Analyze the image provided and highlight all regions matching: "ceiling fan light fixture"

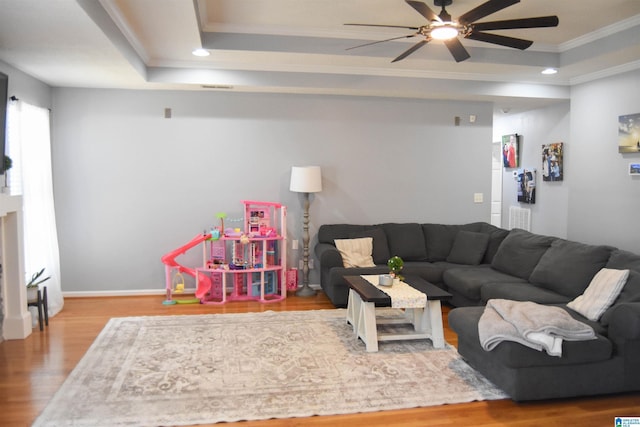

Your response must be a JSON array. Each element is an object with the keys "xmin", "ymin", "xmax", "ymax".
[
  {"xmin": 192, "ymin": 48, "xmax": 210, "ymax": 57},
  {"xmin": 430, "ymin": 24, "xmax": 458, "ymax": 40}
]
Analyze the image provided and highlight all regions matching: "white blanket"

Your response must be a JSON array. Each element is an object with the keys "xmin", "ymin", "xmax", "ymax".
[{"xmin": 478, "ymin": 299, "xmax": 596, "ymax": 357}]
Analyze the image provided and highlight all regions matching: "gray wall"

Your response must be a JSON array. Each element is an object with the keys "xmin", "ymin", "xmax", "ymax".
[
  {"xmin": 494, "ymin": 69, "xmax": 640, "ymax": 253},
  {"xmin": 494, "ymin": 102, "xmax": 571, "ymax": 238},
  {"xmin": 6, "ymin": 61, "xmax": 639, "ymax": 294},
  {"xmin": 51, "ymin": 89, "xmax": 493, "ymax": 292},
  {"xmin": 568, "ymin": 70, "xmax": 640, "ymax": 250}
]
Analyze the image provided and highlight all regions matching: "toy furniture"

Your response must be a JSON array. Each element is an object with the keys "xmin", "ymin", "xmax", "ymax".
[{"xmin": 197, "ymin": 201, "xmax": 287, "ymax": 304}]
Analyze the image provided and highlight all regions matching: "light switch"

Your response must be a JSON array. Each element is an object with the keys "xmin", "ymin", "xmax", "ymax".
[{"xmin": 474, "ymin": 193, "xmax": 483, "ymax": 203}]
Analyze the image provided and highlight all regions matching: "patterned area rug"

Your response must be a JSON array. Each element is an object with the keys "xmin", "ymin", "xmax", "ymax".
[{"xmin": 33, "ymin": 309, "xmax": 507, "ymax": 426}]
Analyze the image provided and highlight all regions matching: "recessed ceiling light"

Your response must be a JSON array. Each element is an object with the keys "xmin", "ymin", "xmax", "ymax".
[
  {"xmin": 192, "ymin": 48, "xmax": 210, "ymax": 57},
  {"xmin": 541, "ymin": 68, "xmax": 558, "ymax": 75}
]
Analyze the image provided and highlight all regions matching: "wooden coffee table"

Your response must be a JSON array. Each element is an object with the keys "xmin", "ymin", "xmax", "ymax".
[{"xmin": 344, "ymin": 275, "xmax": 452, "ymax": 352}]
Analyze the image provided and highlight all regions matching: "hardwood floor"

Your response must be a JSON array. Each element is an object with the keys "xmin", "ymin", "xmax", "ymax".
[{"xmin": 1, "ymin": 292, "xmax": 638, "ymax": 426}]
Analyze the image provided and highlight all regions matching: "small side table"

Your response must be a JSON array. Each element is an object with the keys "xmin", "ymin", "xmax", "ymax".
[{"xmin": 27, "ymin": 286, "xmax": 49, "ymax": 331}]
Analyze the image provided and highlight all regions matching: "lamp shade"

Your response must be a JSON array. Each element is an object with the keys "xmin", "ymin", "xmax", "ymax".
[{"xmin": 290, "ymin": 166, "xmax": 322, "ymax": 193}]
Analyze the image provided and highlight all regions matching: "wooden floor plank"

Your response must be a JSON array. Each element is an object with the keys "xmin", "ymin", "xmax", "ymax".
[{"xmin": 1, "ymin": 292, "xmax": 638, "ymax": 426}]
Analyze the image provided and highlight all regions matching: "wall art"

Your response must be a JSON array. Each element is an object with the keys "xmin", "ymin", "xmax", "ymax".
[
  {"xmin": 542, "ymin": 142, "xmax": 563, "ymax": 181},
  {"xmin": 618, "ymin": 113, "xmax": 640, "ymax": 153},
  {"xmin": 516, "ymin": 168, "xmax": 536, "ymax": 204},
  {"xmin": 630, "ymin": 163, "xmax": 640, "ymax": 176},
  {"xmin": 502, "ymin": 134, "xmax": 519, "ymax": 169}
]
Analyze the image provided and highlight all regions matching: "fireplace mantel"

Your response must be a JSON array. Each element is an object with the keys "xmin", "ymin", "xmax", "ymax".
[{"xmin": 1, "ymin": 192, "xmax": 31, "ymax": 340}]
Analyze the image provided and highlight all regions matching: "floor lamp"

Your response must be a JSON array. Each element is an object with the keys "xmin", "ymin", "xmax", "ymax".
[{"xmin": 290, "ymin": 166, "xmax": 322, "ymax": 297}]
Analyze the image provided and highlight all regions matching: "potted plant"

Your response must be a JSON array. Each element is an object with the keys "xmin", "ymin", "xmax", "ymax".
[
  {"xmin": 387, "ymin": 256, "xmax": 404, "ymax": 282},
  {"xmin": 26, "ymin": 268, "xmax": 51, "ymax": 300}
]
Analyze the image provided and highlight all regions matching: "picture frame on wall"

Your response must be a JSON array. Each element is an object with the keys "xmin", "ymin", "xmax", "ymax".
[
  {"xmin": 502, "ymin": 134, "xmax": 519, "ymax": 169},
  {"xmin": 630, "ymin": 163, "xmax": 640, "ymax": 176},
  {"xmin": 516, "ymin": 168, "xmax": 536, "ymax": 204},
  {"xmin": 618, "ymin": 113, "xmax": 640, "ymax": 153},
  {"xmin": 542, "ymin": 142, "xmax": 563, "ymax": 181}
]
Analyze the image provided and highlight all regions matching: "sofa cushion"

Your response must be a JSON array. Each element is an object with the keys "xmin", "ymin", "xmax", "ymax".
[
  {"xmin": 464, "ymin": 222, "xmax": 510, "ymax": 264},
  {"xmin": 348, "ymin": 227, "xmax": 390, "ymax": 265},
  {"xmin": 601, "ymin": 270, "xmax": 640, "ymax": 325},
  {"xmin": 483, "ymin": 228, "xmax": 510, "ymax": 264},
  {"xmin": 444, "ymin": 267, "xmax": 527, "ymax": 301},
  {"xmin": 422, "ymin": 224, "xmax": 461, "ymax": 261},
  {"xmin": 401, "ymin": 261, "xmax": 448, "ymax": 285},
  {"xmin": 382, "ymin": 223, "xmax": 427, "ymax": 261},
  {"xmin": 318, "ymin": 224, "xmax": 374, "ymax": 244},
  {"xmin": 334, "ymin": 238, "xmax": 376, "ymax": 268},
  {"xmin": 449, "ymin": 306, "xmax": 612, "ymax": 368},
  {"xmin": 491, "ymin": 229, "xmax": 556, "ymax": 280},
  {"xmin": 529, "ymin": 239, "xmax": 613, "ymax": 298},
  {"xmin": 606, "ymin": 249, "xmax": 640, "ymax": 272},
  {"xmin": 481, "ymin": 282, "xmax": 572, "ymax": 305},
  {"xmin": 446, "ymin": 230, "xmax": 490, "ymax": 265},
  {"xmin": 567, "ymin": 268, "xmax": 630, "ymax": 321}
]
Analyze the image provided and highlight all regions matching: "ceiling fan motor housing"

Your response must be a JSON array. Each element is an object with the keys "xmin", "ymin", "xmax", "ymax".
[{"xmin": 434, "ymin": 0, "xmax": 453, "ymax": 6}]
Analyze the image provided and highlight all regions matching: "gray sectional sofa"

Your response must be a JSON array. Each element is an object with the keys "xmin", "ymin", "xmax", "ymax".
[{"xmin": 315, "ymin": 222, "xmax": 640, "ymax": 401}]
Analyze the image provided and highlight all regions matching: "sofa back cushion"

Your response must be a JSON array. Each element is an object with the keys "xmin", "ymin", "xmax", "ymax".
[
  {"xmin": 381, "ymin": 223, "xmax": 427, "ymax": 261},
  {"xmin": 347, "ymin": 228, "xmax": 390, "ymax": 265},
  {"xmin": 334, "ymin": 237, "xmax": 376, "ymax": 268},
  {"xmin": 446, "ymin": 230, "xmax": 490, "ymax": 265},
  {"xmin": 317, "ymin": 224, "xmax": 390, "ymax": 265},
  {"xmin": 606, "ymin": 249, "xmax": 640, "ymax": 271},
  {"xmin": 491, "ymin": 229, "xmax": 555, "ymax": 280},
  {"xmin": 600, "ymin": 249, "xmax": 640, "ymax": 325},
  {"xmin": 600, "ymin": 270, "xmax": 640, "ymax": 324},
  {"xmin": 482, "ymin": 224, "xmax": 509, "ymax": 264},
  {"xmin": 422, "ymin": 224, "xmax": 461, "ymax": 261},
  {"xmin": 529, "ymin": 239, "xmax": 613, "ymax": 298}
]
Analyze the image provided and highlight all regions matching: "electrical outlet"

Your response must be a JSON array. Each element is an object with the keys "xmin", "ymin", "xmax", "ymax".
[
  {"xmin": 292, "ymin": 239, "xmax": 299, "ymax": 250},
  {"xmin": 309, "ymin": 259, "xmax": 314, "ymax": 269}
]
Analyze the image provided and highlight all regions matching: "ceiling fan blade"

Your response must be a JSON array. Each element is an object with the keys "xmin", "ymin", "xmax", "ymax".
[
  {"xmin": 345, "ymin": 23, "xmax": 420, "ymax": 30},
  {"xmin": 392, "ymin": 39, "xmax": 429, "ymax": 62},
  {"xmin": 458, "ymin": 0, "xmax": 519, "ymax": 25},
  {"xmin": 346, "ymin": 34, "xmax": 418, "ymax": 51},
  {"xmin": 466, "ymin": 31, "xmax": 533, "ymax": 50},
  {"xmin": 444, "ymin": 38, "xmax": 471, "ymax": 62},
  {"xmin": 405, "ymin": 0, "xmax": 441, "ymax": 22},
  {"xmin": 471, "ymin": 16, "xmax": 559, "ymax": 31}
]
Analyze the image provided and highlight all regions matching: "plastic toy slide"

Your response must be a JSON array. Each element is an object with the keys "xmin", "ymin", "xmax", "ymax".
[{"xmin": 161, "ymin": 233, "xmax": 212, "ymax": 300}]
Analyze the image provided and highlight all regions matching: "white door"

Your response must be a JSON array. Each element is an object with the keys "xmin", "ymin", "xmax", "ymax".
[{"xmin": 490, "ymin": 142, "xmax": 503, "ymax": 227}]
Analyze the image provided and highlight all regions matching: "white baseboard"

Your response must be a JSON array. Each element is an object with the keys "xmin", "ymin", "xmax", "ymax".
[{"xmin": 62, "ymin": 284, "xmax": 321, "ymax": 298}]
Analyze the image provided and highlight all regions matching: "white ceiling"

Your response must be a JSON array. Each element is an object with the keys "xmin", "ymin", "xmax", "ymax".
[{"xmin": 0, "ymin": 0, "xmax": 639, "ymax": 112}]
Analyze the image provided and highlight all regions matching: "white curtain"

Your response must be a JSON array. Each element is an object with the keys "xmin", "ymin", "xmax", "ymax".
[{"xmin": 6, "ymin": 100, "xmax": 63, "ymax": 316}]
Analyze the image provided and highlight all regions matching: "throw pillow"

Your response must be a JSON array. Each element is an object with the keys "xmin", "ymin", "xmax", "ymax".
[
  {"xmin": 446, "ymin": 230, "xmax": 490, "ymax": 265},
  {"xmin": 567, "ymin": 268, "xmax": 630, "ymax": 321},
  {"xmin": 334, "ymin": 237, "xmax": 376, "ymax": 268}
]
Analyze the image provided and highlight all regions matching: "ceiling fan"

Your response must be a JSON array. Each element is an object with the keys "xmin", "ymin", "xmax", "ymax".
[{"xmin": 345, "ymin": 0, "xmax": 559, "ymax": 63}]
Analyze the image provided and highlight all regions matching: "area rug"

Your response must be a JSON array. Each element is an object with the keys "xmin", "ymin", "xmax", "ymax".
[{"xmin": 33, "ymin": 309, "xmax": 507, "ymax": 426}]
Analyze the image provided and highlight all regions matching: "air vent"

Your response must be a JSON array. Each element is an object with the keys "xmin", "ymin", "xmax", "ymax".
[{"xmin": 508, "ymin": 206, "xmax": 531, "ymax": 231}]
